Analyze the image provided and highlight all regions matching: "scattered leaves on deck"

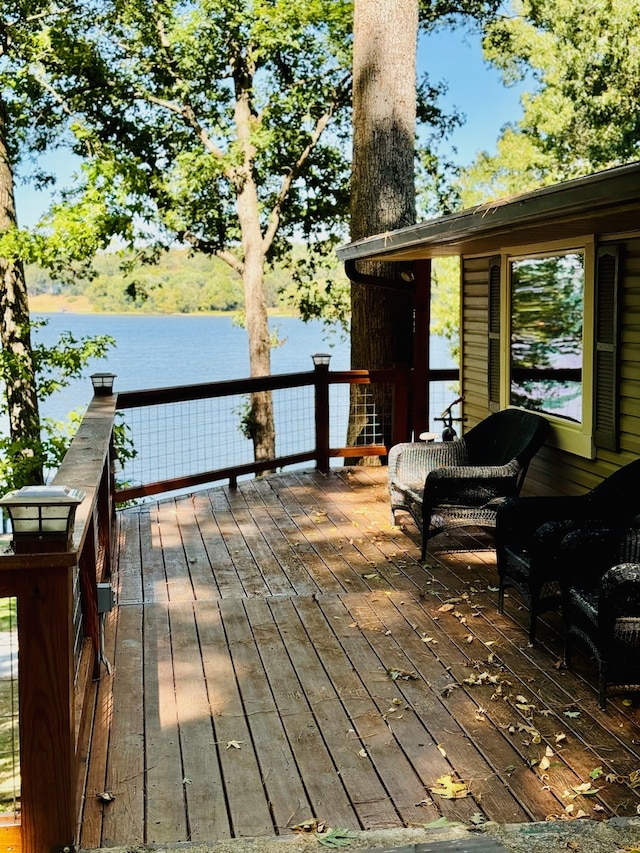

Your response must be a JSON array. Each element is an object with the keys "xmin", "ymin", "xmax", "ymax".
[
  {"xmin": 429, "ymin": 774, "xmax": 470, "ymax": 799},
  {"xmin": 386, "ymin": 668, "xmax": 419, "ymax": 681},
  {"xmin": 96, "ymin": 791, "xmax": 115, "ymax": 803}
]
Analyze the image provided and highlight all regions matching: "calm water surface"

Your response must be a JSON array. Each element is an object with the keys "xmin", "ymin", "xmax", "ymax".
[
  {"xmin": 33, "ymin": 313, "xmax": 455, "ymax": 423},
  {"xmin": 33, "ymin": 314, "xmax": 352, "ymax": 422}
]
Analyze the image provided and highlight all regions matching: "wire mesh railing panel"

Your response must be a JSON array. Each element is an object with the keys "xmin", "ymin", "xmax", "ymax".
[
  {"xmin": 0, "ymin": 598, "xmax": 19, "ymax": 819},
  {"xmin": 329, "ymin": 384, "xmax": 350, "ymax": 448},
  {"xmin": 120, "ymin": 395, "xmax": 253, "ymax": 488},
  {"xmin": 119, "ymin": 385, "xmax": 316, "ymax": 490},
  {"xmin": 117, "ymin": 371, "xmax": 460, "ymax": 497},
  {"xmin": 429, "ymin": 380, "xmax": 463, "ymax": 435},
  {"xmin": 328, "ymin": 383, "xmax": 394, "ymax": 448},
  {"xmin": 273, "ymin": 386, "xmax": 315, "ymax": 458}
]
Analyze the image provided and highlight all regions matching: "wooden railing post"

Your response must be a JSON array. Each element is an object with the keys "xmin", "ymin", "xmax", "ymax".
[
  {"xmin": 313, "ymin": 359, "xmax": 330, "ymax": 472},
  {"xmin": 392, "ymin": 367, "xmax": 411, "ymax": 446},
  {"xmin": 16, "ymin": 555, "xmax": 77, "ymax": 853}
]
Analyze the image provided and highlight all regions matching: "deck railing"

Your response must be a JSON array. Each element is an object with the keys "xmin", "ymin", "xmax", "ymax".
[
  {"xmin": 0, "ymin": 394, "xmax": 117, "ymax": 853},
  {"xmin": 0, "ymin": 364, "xmax": 458, "ymax": 852},
  {"xmin": 115, "ymin": 364, "xmax": 459, "ymax": 502}
]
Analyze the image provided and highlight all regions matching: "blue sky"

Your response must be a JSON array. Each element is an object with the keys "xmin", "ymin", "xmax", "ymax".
[
  {"xmin": 418, "ymin": 24, "xmax": 524, "ymax": 163},
  {"xmin": 14, "ymin": 25, "xmax": 525, "ymax": 229}
]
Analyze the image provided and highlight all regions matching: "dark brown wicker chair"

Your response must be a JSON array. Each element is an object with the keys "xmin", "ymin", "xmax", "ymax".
[
  {"xmin": 559, "ymin": 525, "xmax": 640, "ymax": 709},
  {"xmin": 388, "ymin": 409, "xmax": 549, "ymax": 559},
  {"xmin": 495, "ymin": 458, "xmax": 640, "ymax": 644}
]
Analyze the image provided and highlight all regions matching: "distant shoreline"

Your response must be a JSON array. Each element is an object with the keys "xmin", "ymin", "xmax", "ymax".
[
  {"xmin": 29, "ymin": 293, "xmax": 95, "ymax": 313},
  {"xmin": 27, "ymin": 293, "xmax": 298, "ymax": 318}
]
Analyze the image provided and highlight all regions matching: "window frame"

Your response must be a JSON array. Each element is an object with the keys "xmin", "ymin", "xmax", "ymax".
[{"xmin": 499, "ymin": 237, "xmax": 596, "ymax": 458}]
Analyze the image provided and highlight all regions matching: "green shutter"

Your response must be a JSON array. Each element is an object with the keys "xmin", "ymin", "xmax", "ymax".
[
  {"xmin": 488, "ymin": 256, "xmax": 501, "ymax": 411},
  {"xmin": 594, "ymin": 245, "xmax": 621, "ymax": 451}
]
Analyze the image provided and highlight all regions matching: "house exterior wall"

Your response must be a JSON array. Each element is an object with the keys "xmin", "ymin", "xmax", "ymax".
[{"xmin": 460, "ymin": 236, "xmax": 640, "ymax": 498}]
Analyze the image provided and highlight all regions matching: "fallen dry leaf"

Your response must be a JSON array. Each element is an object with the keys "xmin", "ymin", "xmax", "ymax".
[
  {"xmin": 571, "ymin": 782, "xmax": 600, "ymax": 796},
  {"xmin": 96, "ymin": 791, "xmax": 115, "ymax": 804},
  {"xmin": 429, "ymin": 774, "xmax": 469, "ymax": 799}
]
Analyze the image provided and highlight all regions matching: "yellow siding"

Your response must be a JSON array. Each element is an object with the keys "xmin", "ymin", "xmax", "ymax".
[{"xmin": 459, "ymin": 237, "xmax": 640, "ymax": 498}]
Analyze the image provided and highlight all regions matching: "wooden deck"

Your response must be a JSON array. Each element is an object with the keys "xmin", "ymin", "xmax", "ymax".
[{"xmin": 77, "ymin": 468, "xmax": 640, "ymax": 848}]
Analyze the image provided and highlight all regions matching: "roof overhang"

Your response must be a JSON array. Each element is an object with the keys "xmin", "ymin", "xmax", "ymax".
[{"xmin": 337, "ymin": 161, "xmax": 640, "ymax": 262}]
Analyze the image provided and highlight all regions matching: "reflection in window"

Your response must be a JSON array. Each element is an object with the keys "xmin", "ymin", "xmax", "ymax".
[{"xmin": 510, "ymin": 252, "xmax": 584, "ymax": 422}]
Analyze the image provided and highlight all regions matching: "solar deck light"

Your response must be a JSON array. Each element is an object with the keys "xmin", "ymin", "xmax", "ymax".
[
  {"xmin": 90, "ymin": 372, "xmax": 116, "ymax": 395},
  {"xmin": 0, "ymin": 485, "xmax": 86, "ymax": 554},
  {"xmin": 311, "ymin": 353, "xmax": 331, "ymax": 367}
]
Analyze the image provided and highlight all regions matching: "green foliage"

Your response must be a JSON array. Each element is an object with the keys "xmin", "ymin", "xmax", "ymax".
[
  {"xmin": 461, "ymin": 0, "xmax": 640, "ymax": 203},
  {"xmin": 235, "ymin": 396, "xmax": 260, "ymax": 442},
  {"xmin": 0, "ymin": 320, "xmax": 115, "ymax": 493},
  {"xmin": 431, "ymin": 257, "xmax": 461, "ymax": 359}
]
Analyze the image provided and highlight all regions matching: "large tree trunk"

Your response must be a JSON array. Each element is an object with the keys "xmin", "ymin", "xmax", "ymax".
[
  {"xmin": 349, "ymin": 0, "xmax": 418, "ymax": 457},
  {"xmin": 234, "ymin": 60, "xmax": 276, "ymax": 465},
  {"xmin": 0, "ymin": 97, "xmax": 44, "ymax": 487}
]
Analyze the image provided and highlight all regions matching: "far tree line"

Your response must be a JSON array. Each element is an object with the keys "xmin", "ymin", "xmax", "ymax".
[{"xmin": 25, "ymin": 248, "xmax": 351, "ymax": 318}]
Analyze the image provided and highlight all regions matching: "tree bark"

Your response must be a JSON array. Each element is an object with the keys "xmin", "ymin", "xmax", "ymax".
[
  {"xmin": 0, "ymin": 97, "xmax": 44, "ymax": 487},
  {"xmin": 349, "ymin": 0, "xmax": 418, "ymax": 456},
  {"xmin": 234, "ymin": 65, "xmax": 276, "ymax": 463}
]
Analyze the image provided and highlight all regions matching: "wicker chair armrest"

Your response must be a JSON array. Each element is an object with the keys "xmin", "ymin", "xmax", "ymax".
[
  {"xmin": 599, "ymin": 563, "xmax": 640, "ymax": 631},
  {"xmin": 424, "ymin": 459, "xmax": 521, "ymax": 507},
  {"xmin": 388, "ymin": 440, "xmax": 467, "ymax": 485}
]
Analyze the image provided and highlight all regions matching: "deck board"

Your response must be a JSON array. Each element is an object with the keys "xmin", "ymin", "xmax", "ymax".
[{"xmin": 78, "ymin": 468, "xmax": 640, "ymax": 848}]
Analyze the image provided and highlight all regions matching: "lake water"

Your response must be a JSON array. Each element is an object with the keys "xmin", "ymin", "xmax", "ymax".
[
  {"xmin": 33, "ymin": 313, "xmax": 456, "ymax": 423},
  {"xmin": 30, "ymin": 313, "xmax": 458, "ymax": 491}
]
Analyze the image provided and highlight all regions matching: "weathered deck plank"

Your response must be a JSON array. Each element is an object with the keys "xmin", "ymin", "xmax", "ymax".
[{"xmin": 79, "ymin": 468, "xmax": 640, "ymax": 848}]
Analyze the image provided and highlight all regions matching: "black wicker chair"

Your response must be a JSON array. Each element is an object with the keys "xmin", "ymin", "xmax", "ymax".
[
  {"xmin": 495, "ymin": 458, "xmax": 640, "ymax": 644},
  {"xmin": 559, "ymin": 525, "xmax": 640, "ymax": 709},
  {"xmin": 388, "ymin": 409, "xmax": 549, "ymax": 559}
]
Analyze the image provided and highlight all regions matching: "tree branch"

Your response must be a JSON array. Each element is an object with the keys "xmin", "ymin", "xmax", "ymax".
[
  {"xmin": 145, "ymin": 3, "xmax": 235, "ymax": 179},
  {"xmin": 262, "ymin": 73, "xmax": 351, "ymax": 253},
  {"xmin": 180, "ymin": 230, "xmax": 243, "ymax": 275}
]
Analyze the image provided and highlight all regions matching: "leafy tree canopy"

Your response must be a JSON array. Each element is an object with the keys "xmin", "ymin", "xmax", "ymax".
[{"xmin": 459, "ymin": 0, "xmax": 640, "ymax": 203}]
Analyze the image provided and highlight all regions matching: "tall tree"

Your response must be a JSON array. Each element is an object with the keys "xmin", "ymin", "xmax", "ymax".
[
  {"xmin": 348, "ymin": 0, "xmax": 502, "ymax": 452},
  {"xmin": 349, "ymin": 0, "xmax": 418, "ymax": 453},
  {"xmin": 21, "ymin": 0, "xmax": 354, "ymax": 464},
  {"xmin": 0, "ymin": 97, "xmax": 42, "ymax": 486},
  {"xmin": 0, "ymin": 2, "xmax": 115, "ymax": 489}
]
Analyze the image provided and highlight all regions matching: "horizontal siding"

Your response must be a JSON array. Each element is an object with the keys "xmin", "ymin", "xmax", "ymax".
[
  {"xmin": 459, "ymin": 237, "xmax": 640, "ymax": 499},
  {"xmin": 619, "ymin": 237, "xmax": 640, "ymax": 460}
]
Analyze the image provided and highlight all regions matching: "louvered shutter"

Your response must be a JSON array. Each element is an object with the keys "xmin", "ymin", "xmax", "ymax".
[
  {"xmin": 594, "ymin": 245, "xmax": 621, "ymax": 451},
  {"xmin": 488, "ymin": 256, "xmax": 501, "ymax": 411}
]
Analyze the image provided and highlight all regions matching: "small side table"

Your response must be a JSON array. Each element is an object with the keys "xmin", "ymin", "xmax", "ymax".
[{"xmin": 419, "ymin": 432, "xmax": 440, "ymax": 443}]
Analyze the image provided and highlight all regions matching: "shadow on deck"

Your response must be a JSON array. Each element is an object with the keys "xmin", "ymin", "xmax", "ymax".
[{"xmin": 77, "ymin": 468, "xmax": 640, "ymax": 848}]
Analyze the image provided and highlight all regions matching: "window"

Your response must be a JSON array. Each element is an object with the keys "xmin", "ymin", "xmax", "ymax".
[
  {"xmin": 487, "ymin": 240, "xmax": 621, "ymax": 458},
  {"xmin": 510, "ymin": 251, "xmax": 584, "ymax": 423}
]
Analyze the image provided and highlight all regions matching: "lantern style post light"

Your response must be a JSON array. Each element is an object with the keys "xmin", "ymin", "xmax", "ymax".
[
  {"xmin": 311, "ymin": 352, "xmax": 331, "ymax": 367},
  {"xmin": 90, "ymin": 372, "xmax": 116, "ymax": 396},
  {"xmin": 0, "ymin": 485, "xmax": 86, "ymax": 554}
]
